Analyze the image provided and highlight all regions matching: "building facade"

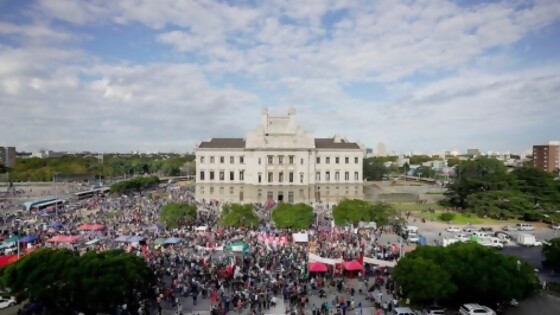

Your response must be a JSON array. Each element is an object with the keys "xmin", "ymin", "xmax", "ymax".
[
  {"xmin": 195, "ymin": 108, "xmax": 364, "ymax": 204},
  {"xmin": 533, "ymin": 143, "xmax": 560, "ymax": 173},
  {"xmin": 0, "ymin": 146, "xmax": 16, "ymax": 168}
]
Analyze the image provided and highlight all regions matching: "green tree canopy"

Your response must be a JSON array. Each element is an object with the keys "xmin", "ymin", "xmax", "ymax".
[
  {"xmin": 272, "ymin": 203, "xmax": 314, "ymax": 229},
  {"xmin": 394, "ymin": 243, "xmax": 540, "ymax": 307},
  {"xmin": 220, "ymin": 203, "xmax": 259, "ymax": 228},
  {"xmin": 413, "ymin": 165, "xmax": 436, "ymax": 178},
  {"xmin": 363, "ymin": 158, "xmax": 388, "ymax": 181},
  {"xmin": 332, "ymin": 199, "xmax": 398, "ymax": 227},
  {"xmin": 444, "ymin": 157, "xmax": 515, "ymax": 209},
  {"xmin": 110, "ymin": 175, "xmax": 160, "ymax": 193},
  {"xmin": 160, "ymin": 202, "xmax": 197, "ymax": 228},
  {"xmin": 466, "ymin": 190, "xmax": 534, "ymax": 219},
  {"xmin": 542, "ymin": 237, "xmax": 560, "ymax": 273},
  {"xmin": 512, "ymin": 167, "xmax": 560, "ymax": 208},
  {"xmin": 1, "ymin": 248, "xmax": 154, "ymax": 314},
  {"xmin": 409, "ymin": 155, "xmax": 434, "ymax": 165}
]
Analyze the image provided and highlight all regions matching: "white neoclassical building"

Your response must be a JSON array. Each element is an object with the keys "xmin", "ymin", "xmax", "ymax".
[{"xmin": 195, "ymin": 108, "xmax": 364, "ymax": 204}]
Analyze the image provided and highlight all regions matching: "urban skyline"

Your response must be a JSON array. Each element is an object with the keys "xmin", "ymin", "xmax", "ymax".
[{"xmin": 1, "ymin": 1, "xmax": 559, "ymax": 153}]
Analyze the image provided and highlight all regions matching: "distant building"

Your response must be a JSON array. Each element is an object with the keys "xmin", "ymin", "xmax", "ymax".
[
  {"xmin": 376, "ymin": 142, "xmax": 387, "ymax": 157},
  {"xmin": 195, "ymin": 108, "xmax": 364, "ymax": 204},
  {"xmin": 533, "ymin": 143, "xmax": 560, "ymax": 173},
  {"xmin": 467, "ymin": 149, "xmax": 480, "ymax": 157},
  {"xmin": 32, "ymin": 150, "xmax": 67, "ymax": 158},
  {"xmin": 0, "ymin": 146, "xmax": 16, "ymax": 168}
]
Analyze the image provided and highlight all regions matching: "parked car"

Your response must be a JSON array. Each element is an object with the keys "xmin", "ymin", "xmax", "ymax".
[
  {"xmin": 0, "ymin": 296, "xmax": 16, "ymax": 309},
  {"xmin": 502, "ymin": 225, "xmax": 517, "ymax": 231},
  {"xmin": 516, "ymin": 223, "xmax": 535, "ymax": 231},
  {"xmin": 459, "ymin": 304, "xmax": 496, "ymax": 315},
  {"xmin": 551, "ymin": 223, "xmax": 560, "ymax": 230},
  {"xmin": 394, "ymin": 307, "xmax": 418, "ymax": 315},
  {"xmin": 455, "ymin": 234, "xmax": 470, "ymax": 242},
  {"xmin": 423, "ymin": 306, "xmax": 445, "ymax": 315},
  {"xmin": 446, "ymin": 226, "xmax": 461, "ymax": 233},
  {"xmin": 463, "ymin": 226, "xmax": 478, "ymax": 233},
  {"xmin": 479, "ymin": 227, "xmax": 493, "ymax": 232}
]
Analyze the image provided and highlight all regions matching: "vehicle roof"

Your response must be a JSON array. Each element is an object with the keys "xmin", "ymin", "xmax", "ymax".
[
  {"xmin": 395, "ymin": 307, "xmax": 414, "ymax": 312},
  {"xmin": 462, "ymin": 303, "xmax": 483, "ymax": 309}
]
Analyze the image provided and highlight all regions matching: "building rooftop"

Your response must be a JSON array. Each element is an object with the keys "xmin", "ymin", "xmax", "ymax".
[
  {"xmin": 198, "ymin": 137, "xmax": 361, "ymax": 150},
  {"xmin": 198, "ymin": 138, "xmax": 246, "ymax": 149},
  {"xmin": 314, "ymin": 138, "xmax": 361, "ymax": 149}
]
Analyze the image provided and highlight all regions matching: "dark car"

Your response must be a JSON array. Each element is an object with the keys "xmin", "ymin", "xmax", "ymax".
[{"xmin": 480, "ymin": 227, "xmax": 494, "ymax": 232}]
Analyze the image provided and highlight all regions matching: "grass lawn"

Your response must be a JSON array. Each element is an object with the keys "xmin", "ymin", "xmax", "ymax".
[
  {"xmin": 388, "ymin": 202, "xmax": 446, "ymax": 212},
  {"xmin": 418, "ymin": 211, "xmax": 521, "ymax": 225}
]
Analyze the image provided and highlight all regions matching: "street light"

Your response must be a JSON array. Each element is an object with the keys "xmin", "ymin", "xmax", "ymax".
[
  {"xmin": 517, "ymin": 260, "xmax": 521, "ymax": 272},
  {"xmin": 53, "ymin": 172, "xmax": 60, "ymax": 217}
]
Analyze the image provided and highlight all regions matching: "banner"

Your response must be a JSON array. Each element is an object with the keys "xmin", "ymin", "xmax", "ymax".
[
  {"xmin": 308, "ymin": 253, "xmax": 343, "ymax": 265},
  {"xmin": 362, "ymin": 257, "xmax": 397, "ymax": 267},
  {"xmin": 308, "ymin": 253, "xmax": 397, "ymax": 267},
  {"xmin": 292, "ymin": 232, "xmax": 308, "ymax": 243}
]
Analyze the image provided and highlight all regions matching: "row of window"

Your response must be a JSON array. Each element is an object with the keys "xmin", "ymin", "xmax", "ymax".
[
  {"xmin": 200, "ymin": 156, "xmax": 245, "ymax": 164},
  {"xmin": 316, "ymin": 156, "xmax": 359, "ymax": 164},
  {"xmin": 199, "ymin": 170, "xmax": 361, "ymax": 183},
  {"xmin": 199, "ymin": 170, "xmax": 245, "ymax": 181},
  {"xmin": 198, "ymin": 187, "xmax": 360, "ymax": 199},
  {"xmin": 315, "ymin": 171, "xmax": 360, "ymax": 181},
  {"xmin": 199, "ymin": 155, "xmax": 360, "ymax": 165}
]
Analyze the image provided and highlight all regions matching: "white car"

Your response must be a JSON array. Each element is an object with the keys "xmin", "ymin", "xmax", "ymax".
[
  {"xmin": 551, "ymin": 223, "xmax": 560, "ymax": 230},
  {"xmin": 0, "ymin": 296, "xmax": 16, "ymax": 309},
  {"xmin": 455, "ymin": 234, "xmax": 470, "ymax": 242},
  {"xmin": 423, "ymin": 306, "xmax": 446, "ymax": 315},
  {"xmin": 459, "ymin": 304, "xmax": 496, "ymax": 315},
  {"xmin": 446, "ymin": 226, "xmax": 461, "ymax": 233}
]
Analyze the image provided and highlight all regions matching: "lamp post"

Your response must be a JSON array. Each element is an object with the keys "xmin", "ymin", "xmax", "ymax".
[
  {"xmin": 53, "ymin": 172, "xmax": 60, "ymax": 217},
  {"xmin": 517, "ymin": 260, "xmax": 521, "ymax": 272}
]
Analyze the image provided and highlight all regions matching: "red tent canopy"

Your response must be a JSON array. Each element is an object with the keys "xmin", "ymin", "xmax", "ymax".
[
  {"xmin": 0, "ymin": 255, "xmax": 19, "ymax": 268},
  {"xmin": 309, "ymin": 262, "xmax": 328, "ymax": 272},
  {"xmin": 77, "ymin": 224, "xmax": 106, "ymax": 231},
  {"xmin": 47, "ymin": 235, "xmax": 81, "ymax": 243},
  {"xmin": 343, "ymin": 260, "xmax": 364, "ymax": 271}
]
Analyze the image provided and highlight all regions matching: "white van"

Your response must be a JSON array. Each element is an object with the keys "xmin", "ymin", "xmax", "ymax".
[
  {"xmin": 516, "ymin": 223, "xmax": 535, "ymax": 231},
  {"xmin": 472, "ymin": 231, "xmax": 490, "ymax": 238},
  {"xmin": 394, "ymin": 307, "xmax": 417, "ymax": 315}
]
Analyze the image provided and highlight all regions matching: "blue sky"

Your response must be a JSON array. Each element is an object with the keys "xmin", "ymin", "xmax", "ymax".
[{"xmin": 1, "ymin": 0, "xmax": 560, "ymax": 154}]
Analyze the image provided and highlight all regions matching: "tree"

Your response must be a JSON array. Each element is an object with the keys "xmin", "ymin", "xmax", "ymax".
[
  {"xmin": 542, "ymin": 238, "xmax": 560, "ymax": 273},
  {"xmin": 160, "ymin": 202, "xmax": 197, "ymax": 228},
  {"xmin": 446, "ymin": 157, "xmax": 461, "ymax": 167},
  {"xmin": 409, "ymin": 155, "xmax": 433, "ymax": 165},
  {"xmin": 466, "ymin": 191, "xmax": 534, "ymax": 219},
  {"xmin": 394, "ymin": 256, "xmax": 457, "ymax": 305},
  {"xmin": 110, "ymin": 176, "xmax": 160, "ymax": 193},
  {"xmin": 363, "ymin": 158, "xmax": 388, "ymax": 181},
  {"xmin": 1, "ymin": 248, "xmax": 154, "ymax": 315},
  {"xmin": 394, "ymin": 243, "xmax": 540, "ymax": 308},
  {"xmin": 272, "ymin": 203, "xmax": 314, "ymax": 229},
  {"xmin": 512, "ymin": 167, "xmax": 560, "ymax": 208},
  {"xmin": 332, "ymin": 199, "xmax": 398, "ymax": 227},
  {"xmin": 444, "ymin": 157, "xmax": 514, "ymax": 209},
  {"xmin": 220, "ymin": 203, "xmax": 259, "ymax": 228},
  {"xmin": 413, "ymin": 165, "xmax": 436, "ymax": 178}
]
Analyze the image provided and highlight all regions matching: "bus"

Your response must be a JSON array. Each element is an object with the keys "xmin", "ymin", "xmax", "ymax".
[
  {"xmin": 30, "ymin": 199, "xmax": 66, "ymax": 212},
  {"xmin": 23, "ymin": 197, "xmax": 58, "ymax": 211},
  {"xmin": 74, "ymin": 187, "xmax": 110, "ymax": 200}
]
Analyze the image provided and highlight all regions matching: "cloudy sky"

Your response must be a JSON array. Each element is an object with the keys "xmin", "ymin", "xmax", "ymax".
[{"xmin": 1, "ymin": 0, "xmax": 560, "ymax": 154}]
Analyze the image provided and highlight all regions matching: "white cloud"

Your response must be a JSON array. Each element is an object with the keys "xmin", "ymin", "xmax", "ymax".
[
  {"xmin": 1, "ymin": 0, "xmax": 559, "ymax": 152},
  {"xmin": 0, "ymin": 21, "xmax": 73, "ymax": 42}
]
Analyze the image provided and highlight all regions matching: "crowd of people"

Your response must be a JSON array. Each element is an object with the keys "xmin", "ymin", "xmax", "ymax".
[{"xmin": 2, "ymin": 184, "xmax": 407, "ymax": 315}]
